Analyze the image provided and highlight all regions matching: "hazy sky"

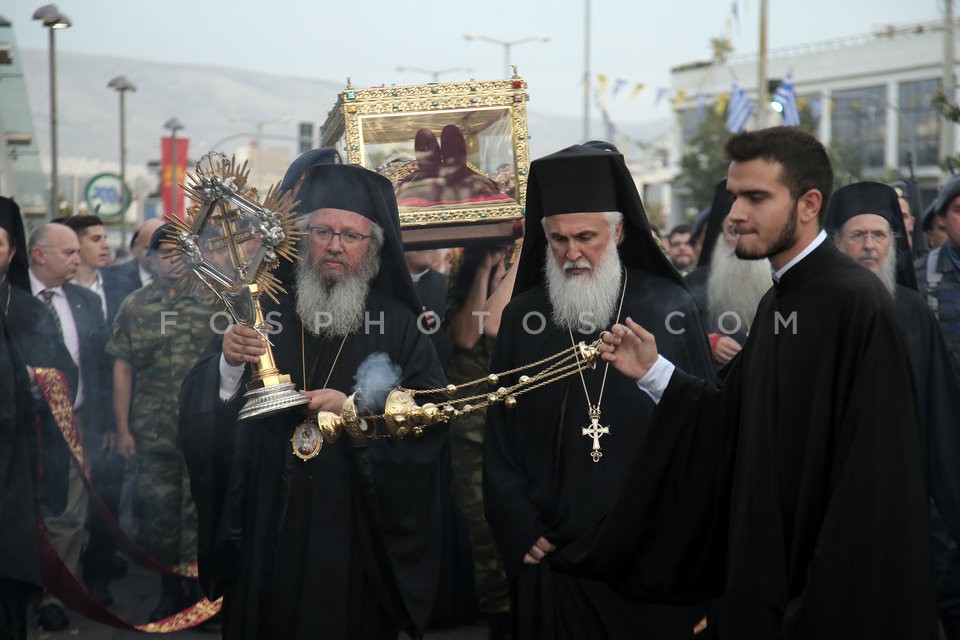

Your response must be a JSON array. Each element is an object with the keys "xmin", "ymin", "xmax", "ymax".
[{"xmin": 3, "ymin": 0, "xmax": 942, "ymax": 125}]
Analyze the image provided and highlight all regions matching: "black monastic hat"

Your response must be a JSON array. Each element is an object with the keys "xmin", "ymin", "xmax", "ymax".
[
  {"xmin": 279, "ymin": 147, "xmax": 342, "ymax": 201},
  {"xmin": 824, "ymin": 181, "xmax": 917, "ymax": 291},
  {"xmin": 0, "ymin": 197, "xmax": 29, "ymax": 291},
  {"xmin": 513, "ymin": 144, "xmax": 683, "ymax": 297},
  {"xmin": 296, "ymin": 163, "xmax": 421, "ymax": 316},
  {"xmin": 695, "ymin": 179, "xmax": 733, "ymax": 268}
]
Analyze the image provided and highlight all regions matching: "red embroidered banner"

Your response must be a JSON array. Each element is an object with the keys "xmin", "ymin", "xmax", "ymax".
[
  {"xmin": 160, "ymin": 136, "xmax": 190, "ymax": 218},
  {"xmin": 34, "ymin": 367, "xmax": 221, "ymax": 632}
]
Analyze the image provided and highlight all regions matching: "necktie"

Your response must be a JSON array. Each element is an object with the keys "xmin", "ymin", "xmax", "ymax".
[{"xmin": 40, "ymin": 289, "xmax": 64, "ymax": 338}]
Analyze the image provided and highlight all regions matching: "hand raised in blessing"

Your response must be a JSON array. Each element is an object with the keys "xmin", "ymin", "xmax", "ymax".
[{"xmin": 599, "ymin": 317, "xmax": 659, "ymax": 381}]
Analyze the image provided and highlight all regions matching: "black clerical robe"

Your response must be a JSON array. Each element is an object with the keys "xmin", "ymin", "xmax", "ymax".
[
  {"xmin": 557, "ymin": 242, "xmax": 937, "ymax": 638},
  {"xmin": 1, "ymin": 282, "xmax": 78, "ymax": 515},
  {"xmin": 179, "ymin": 293, "xmax": 448, "ymax": 639},
  {"xmin": 895, "ymin": 286, "xmax": 960, "ymax": 544},
  {"xmin": 0, "ymin": 294, "xmax": 42, "ymax": 627},
  {"xmin": 483, "ymin": 267, "xmax": 715, "ymax": 639}
]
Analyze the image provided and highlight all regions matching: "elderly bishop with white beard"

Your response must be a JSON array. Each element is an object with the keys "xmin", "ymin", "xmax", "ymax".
[{"xmin": 483, "ymin": 144, "xmax": 715, "ymax": 639}]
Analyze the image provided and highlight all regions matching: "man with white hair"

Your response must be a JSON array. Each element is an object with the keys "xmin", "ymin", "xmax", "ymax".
[
  {"xmin": 179, "ymin": 163, "xmax": 449, "ymax": 639},
  {"xmin": 826, "ymin": 181, "xmax": 960, "ymax": 639},
  {"xmin": 483, "ymin": 144, "xmax": 714, "ymax": 638}
]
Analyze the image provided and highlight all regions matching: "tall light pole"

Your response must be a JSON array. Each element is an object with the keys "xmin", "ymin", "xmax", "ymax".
[
  {"xmin": 228, "ymin": 115, "xmax": 290, "ymax": 183},
  {"xmin": 584, "ymin": 0, "xmax": 591, "ymax": 140},
  {"xmin": 463, "ymin": 33, "xmax": 550, "ymax": 79},
  {"xmin": 755, "ymin": 0, "xmax": 769, "ymax": 130},
  {"xmin": 32, "ymin": 4, "xmax": 71, "ymax": 221},
  {"xmin": 943, "ymin": 0, "xmax": 956, "ymax": 161},
  {"xmin": 108, "ymin": 75, "xmax": 135, "ymax": 247},
  {"xmin": 396, "ymin": 65, "xmax": 475, "ymax": 83},
  {"xmin": 163, "ymin": 117, "xmax": 183, "ymax": 217}
]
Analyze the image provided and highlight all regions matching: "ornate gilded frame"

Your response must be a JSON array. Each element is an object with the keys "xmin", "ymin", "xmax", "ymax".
[{"xmin": 320, "ymin": 75, "xmax": 530, "ymax": 235}]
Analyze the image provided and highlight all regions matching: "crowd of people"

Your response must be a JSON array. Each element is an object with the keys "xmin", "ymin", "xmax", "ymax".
[{"xmin": 0, "ymin": 124, "xmax": 958, "ymax": 640}]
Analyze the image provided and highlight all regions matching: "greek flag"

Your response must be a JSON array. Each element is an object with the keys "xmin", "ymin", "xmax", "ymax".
[
  {"xmin": 726, "ymin": 79, "xmax": 754, "ymax": 133},
  {"xmin": 773, "ymin": 74, "xmax": 801, "ymax": 126}
]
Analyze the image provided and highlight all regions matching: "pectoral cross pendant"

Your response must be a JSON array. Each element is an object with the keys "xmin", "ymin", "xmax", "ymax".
[{"xmin": 581, "ymin": 406, "xmax": 609, "ymax": 463}]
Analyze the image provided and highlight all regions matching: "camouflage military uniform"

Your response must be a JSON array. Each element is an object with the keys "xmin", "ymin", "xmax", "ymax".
[
  {"xmin": 446, "ymin": 335, "xmax": 510, "ymax": 615},
  {"xmin": 106, "ymin": 283, "xmax": 216, "ymax": 567}
]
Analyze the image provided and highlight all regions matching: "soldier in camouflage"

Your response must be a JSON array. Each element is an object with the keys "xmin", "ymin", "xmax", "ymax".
[
  {"xmin": 445, "ymin": 245, "xmax": 511, "ymax": 640},
  {"xmin": 106, "ymin": 224, "xmax": 216, "ymax": 622}
]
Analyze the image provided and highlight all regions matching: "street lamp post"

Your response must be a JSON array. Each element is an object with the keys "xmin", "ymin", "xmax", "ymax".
[
  {"xmin": 396, "ymin": 65, "xmax": 475, "ymax": 83},
  {"xmin": 227, "ymin": 115, "xmax": 291, "ymax": 184},
  {"xmin": 108, "ymin": 75, "xmax": 135, "ymax": 247},
  {"xmin": 463, "ymin": 33, "xmax": 550, "ymax": 79},
  {"xmin": 163, "ymin": 117, "xmax": 184, "ymax": 217},
  {"xmin": 32, "ymin": 4, "xmax": 71, "ymax": 221}
]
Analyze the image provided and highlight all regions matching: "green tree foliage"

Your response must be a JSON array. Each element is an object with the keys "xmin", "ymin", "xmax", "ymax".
[
  {"xmin": 676, "ymin": 108, "xmax": 731, "ymax": 212},
  {"xmin": 677, "ymin": 99, "xmax": 861, "ymax": 210}
]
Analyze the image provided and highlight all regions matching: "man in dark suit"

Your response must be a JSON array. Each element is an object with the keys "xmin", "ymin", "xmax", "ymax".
[
  {"xmin": 103, "ymin": 218, "xmax": 164, "ymax": 300},
  {"xmin": 59, "ymin": 215, "xmax": 129, "ymax": 325},
  {"xmin": 1, "ymin": 197, "xmax": 76, "ymax": 640},
  {"xmin": 28, "ymin": 223, "xmax": 112, "ymax": 631},
  {"xmin": 57, "ymin": 215, "xmax": 129, "ymax": 604}
]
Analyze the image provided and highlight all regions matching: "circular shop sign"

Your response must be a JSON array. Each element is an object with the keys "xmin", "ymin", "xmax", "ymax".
[{"xmin": 84, "ymin": 173, "xmax": 132, "ymax": 219}]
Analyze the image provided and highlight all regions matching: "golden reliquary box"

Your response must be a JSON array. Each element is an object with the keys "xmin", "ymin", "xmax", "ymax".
[{"xmin": 319, "ymin": 74, "xmax": 530, "ymax": 249}]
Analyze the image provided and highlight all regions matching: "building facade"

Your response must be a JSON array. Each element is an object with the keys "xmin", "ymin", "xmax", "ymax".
[{"xmin": 658, "ymin": 19, "xmax": 957, "ymax": 225}]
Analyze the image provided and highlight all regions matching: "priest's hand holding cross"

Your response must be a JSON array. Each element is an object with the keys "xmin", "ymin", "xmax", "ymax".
[{"xmin": 599, "ymin": 317, "xmax": 660, "ymax": 381}]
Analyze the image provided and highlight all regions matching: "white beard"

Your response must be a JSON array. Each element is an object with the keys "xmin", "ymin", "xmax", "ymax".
[
  {"xmin": 295, "ymin": 251, "xmax": 380, "ymax": 338},
  {"xmin": 706, "ymin": 240, "xmax": 772, "ymax": 332},
  {"xmin": 876, "ymin": 245, "xmax": 897, "ymax": 297},
  {"xmin": 544, "ymin": 240, "xmax": 622, "ymax": 334}
]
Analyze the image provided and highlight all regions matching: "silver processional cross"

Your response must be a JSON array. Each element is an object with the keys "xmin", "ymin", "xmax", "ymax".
[{"xmin": 581, "ymin": 407, "xmax": 609, "ymax": 463}]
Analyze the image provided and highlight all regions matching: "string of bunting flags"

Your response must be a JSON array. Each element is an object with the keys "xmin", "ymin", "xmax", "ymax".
[{"xmin": 591, "ymin": 72, "xmax": 807, "ymax": 145}]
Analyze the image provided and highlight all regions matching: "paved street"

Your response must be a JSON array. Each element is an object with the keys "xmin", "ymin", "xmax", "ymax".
[{"xmin": 29, "ymin": 564, "xmax": 488, "ymax": 640}]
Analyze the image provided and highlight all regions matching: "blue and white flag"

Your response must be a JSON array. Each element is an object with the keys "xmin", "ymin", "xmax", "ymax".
[
  {"xmin": 773, "ymin": 74, "xmax": 801, "ymax": 126},
  {"xmin": 726, "ymin": 79, "xmax": 754, "ymax": 133},
  {"xmin": 654, "ymin": 87, "xmax": 669, "ymax": 106},
  {"xmin": 695, "ymin": 92, "xmax": 708, "ymax": 115}
]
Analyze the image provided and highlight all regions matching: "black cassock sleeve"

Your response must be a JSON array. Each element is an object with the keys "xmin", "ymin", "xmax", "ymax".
[
  {"xmin": 178, "ymin": 334, "xmax": 245, "ymax": 600},
  {"xmin": 481, "ymin": 302, "xmax": 549, "ymax": 580},
  {"xmin": 353, "ymin": 311, "xmax": 450, "ymax": 633},
  {"xmin": 554, "ymin": 361, "xmax": 740, "ymax": 604}
]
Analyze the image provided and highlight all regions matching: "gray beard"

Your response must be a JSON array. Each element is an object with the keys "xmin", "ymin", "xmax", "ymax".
[
  {"xmin": 707, "ymin": 240, "xmax": 772, "ymax": 331},
  {"xmin": 295, "ymin": 252, "xmax": 380, "ymax": 338},
  {"xmin": 544, "ymin": 240, "xmax": 622, "ymax": 333},
  {"xmin": 876, "ymin": 245, "xmax": 897, "ymax": 297}
]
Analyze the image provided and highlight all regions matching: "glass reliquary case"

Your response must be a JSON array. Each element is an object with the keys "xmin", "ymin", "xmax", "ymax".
[{"xmin": 320, "ymin": 74, "xmax": 530, "ymax": 248}]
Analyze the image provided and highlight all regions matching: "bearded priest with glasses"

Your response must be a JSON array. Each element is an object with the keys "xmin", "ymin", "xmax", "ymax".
[{"xmin": 179, "ymin": 163, "xmax": 449, "ymax": 639}]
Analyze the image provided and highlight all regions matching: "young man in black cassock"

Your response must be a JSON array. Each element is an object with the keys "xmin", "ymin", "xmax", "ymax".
[
  {"xmin": 556, "ymin": 128, "xmax": 937, "ymax": 638},
  {"xmin": 178, "ymin": 164, "xmax": 448, "ymax": 639},
  {"xmin": 483, "ymin": 144, "xmax": 715, "ymax": 639}
]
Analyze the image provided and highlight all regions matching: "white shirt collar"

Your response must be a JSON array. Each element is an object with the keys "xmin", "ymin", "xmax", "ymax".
[
  {"xmin": 29, "ymin": 268, "xmax": 64, "ymax": 297},
  {"xmin": 409, "ymin": 268, "xmax": 430, "ymax": 283},
  {"xmin": 138, "ymin": 261, "xmax": 153, "ymax": 287},
  {"xmin": 772, "ymin": 230, "xmax": 827, "ymax": 283},
  {"xmin": 89, "ymin": 270, "xmax": 104, "ymax": 292}
]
